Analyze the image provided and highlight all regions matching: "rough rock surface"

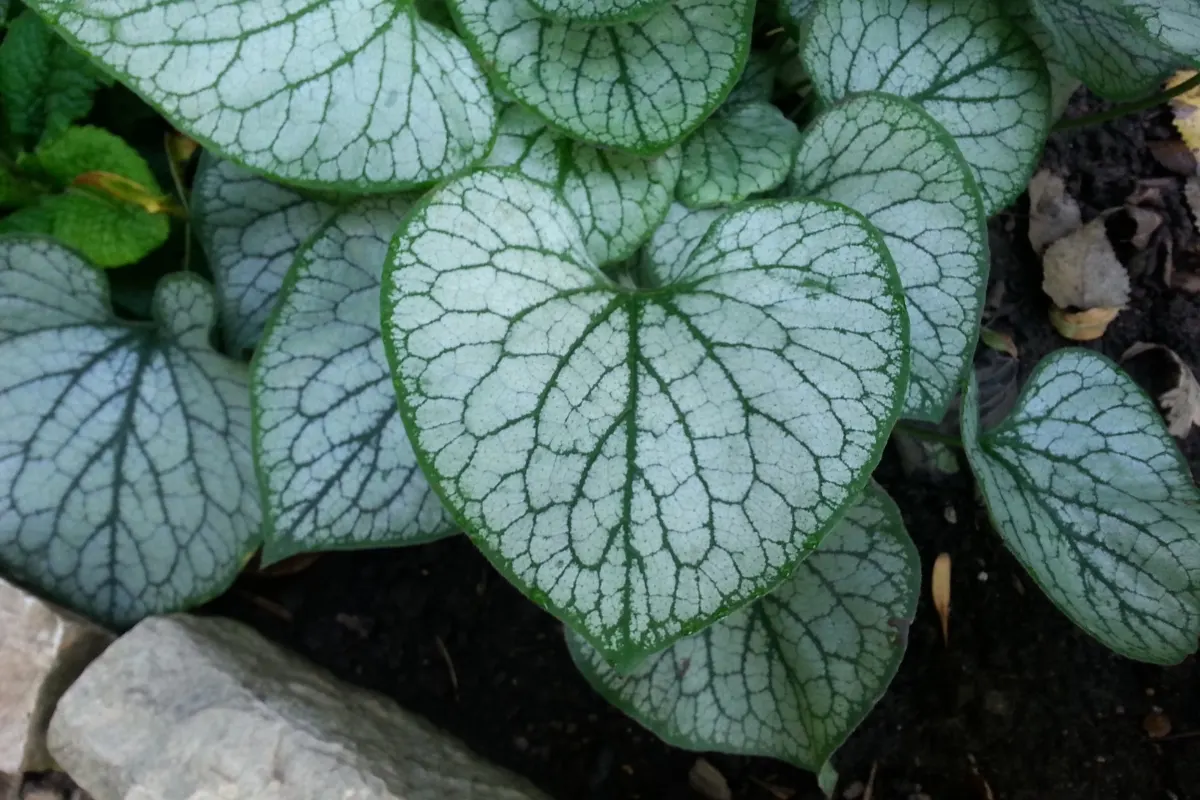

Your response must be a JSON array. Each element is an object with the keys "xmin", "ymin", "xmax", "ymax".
[
  {"xmin": 48, "ymin": 615, "xmax": 553, "ymax": 800},
  {"xmin": 0, "ymin": 578, "xmax": 112, "ymax": 777}
]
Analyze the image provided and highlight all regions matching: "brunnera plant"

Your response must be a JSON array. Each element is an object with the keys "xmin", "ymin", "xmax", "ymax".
[{"xmin": 1, "ymin": 0, "xmax": 1199, "ymax": 782}]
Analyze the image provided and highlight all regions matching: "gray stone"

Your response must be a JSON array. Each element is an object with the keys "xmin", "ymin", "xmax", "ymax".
[
  {"xmin": 48, "ymin": 615, "xmax": 552, "ymax": 800},
  {"xmin": 0, "ymin": 577, "xmax": 112, "ymax": 776}
]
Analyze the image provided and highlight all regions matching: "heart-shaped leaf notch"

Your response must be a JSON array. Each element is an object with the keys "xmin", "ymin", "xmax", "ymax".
[
  {"xmin": 383, "ymin": 169, "xmax": 910, "ymax": 665},
  {"xmin": 0, "ymin": 237, "xmax": 261, "ymax": 627},
  {"xmin": 568, "ymin": 482, "xmax": 919, "ymax": 771}
]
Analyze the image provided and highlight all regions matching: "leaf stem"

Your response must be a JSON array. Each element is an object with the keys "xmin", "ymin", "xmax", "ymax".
[
  {"xmin": 1052, "ymin": 72, "xmax": 1200, "ymax": 133},
  {"xmin": 892, "ymin": 422, "xmax": 963, "ymax": 449}
]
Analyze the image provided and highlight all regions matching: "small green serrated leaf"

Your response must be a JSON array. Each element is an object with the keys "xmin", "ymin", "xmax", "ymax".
[
  {"xmin": 678, "ymin": 102, "xmax": 801, "ymax": 209},
  {"xmin": 789, "ymin": 92, "xmax": 988, "ymax": 423},
  {"xmin": 191, "ymin": 156, "xmax": 339, "ymax": 357},
  {"xmin": 0, "ymin": 161, "xmax": 39, "ymax": 208},
  {"xmin": 803, "ymin": 0, "xmax": 1051, "ymax": 215},
  {"xmin": 963, "ymin": 348, "xmax": 1200, "ymax": 664},
  {"xmin": 1030, "ymin": 0, "xmax": 1176, "ymax": 101},
  {"xmin": 383, "ymin": 169, "xmax": 910, "ymax": 664},
  {"xmin": 0, "ymin": 237, "xmax": 261, "ymax": 627},
  {"xmin": 253, "ymin": 196, "xmax": 455, "ymax": 564},
  {"xmin": 486, "ymin": 105, "xmax": 680, "ymax": 266},
  {"xmin": 527, "ymin": 0, "xmax": 670, "ymax": 24},
  {"xmin": 567, "ymin": 483, "xmax": 920, "ymax": 772},
  {"xmin": 24, "ymin": 0, "xmax": 497, "ymax": 190},
  {"xmin": 0, "ymin": 126, "xmax": 170, "ymax": 267},
  {"xmin": 451, "ymin": 0, "xmax": 754, "ymax": 153},
  {"xmin": 0, "ymin": 11, "xmax": 112, "ymax": 145}
]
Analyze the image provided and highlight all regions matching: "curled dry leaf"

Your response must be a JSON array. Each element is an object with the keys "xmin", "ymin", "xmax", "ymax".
[
  {"xmin": 1042, "ymin": 218, "xmax": 1129, "ymax": 340},
  {"xmin": 689, "ymin": 759, "xmax": 732, "ymax": 800},
  {"xmin": 1168, "ymin": 70, "xmax": 1200, "ymax": 158},
  {"xmin": 932, "ymin": 552, "xmax": 951, "ymax": 645},
  {"xmin": 1109, "ymin": 182, "xmax": 1168, "ymax": 280},
  {"xmin": 1169, "ymin": 178, "xmax": 1200, "ymax": 292},
  {"xmin": 1148, "ymin": 139, "xmax": 1198, "ymax": 177},
  {"xmin": 1049, "ymin": 307, "xmax": 1122, "ymax": 341},
  {"xmin": 1043, "ymin": 219, "xmax": 1130, "ymax": 308},
  {"xmin": 979, "ymin": 327, "xmax": 1018, "ymax": 358},
  {"xmin": 1122, "ymin": 205, "xmax": 1163, "ymax": 250},
  {"xmin": 1121, "ymin": 342, "xmax": 1200, "ymax": 438},
  {"xmin": 1027, "ymin": 169, "xmax": 1081, "ymax": 255},
  {"xmin": 1185, "ymin": 177, "xmax": 1200, "ymax": 233}
]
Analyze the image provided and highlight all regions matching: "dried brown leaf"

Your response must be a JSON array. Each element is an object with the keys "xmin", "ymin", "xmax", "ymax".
[
  {"xmin": 1171, "ymin": 267, "xmax": 1200, "ymax": 293},
  {"xmin": 1049, "ymin": 306, "xmax": 1121, "ymax": 341},
  {"xmin": 1184, "ymin": 176, "xmax": 1200, "ymax": 234},
  {"xmin": 1121, "ymin": 342, "xmax": 1200, "ymax": 437},
  {"xmin": 979, "ymin": 327, "xmax": 1018, "ymax": 358},
  {"xmin": 689, "ymin": 759, "xmax": 732, "ymax": 800},
  {"xmin": 1123, "ymin": 205, "xmax": 1163, "ymax": 249},
  {"xmin": 932, "ymin": 553, "xmax": 951, "ymax": 645},
  {"xmin": 1149, "ymin": 139, "xmax": 1199, "ymax": 175},
  {"xmin": 1027, "ymin": 169, "xmax": 1082, "ymax": 254},
  {"xmin": 1168, "ymin": 70, "xmax": 1200, "ymax": 156},
  {"xmin": 1126, "ymin": 179, "xmax": 1171, "ymax": 208},
  {"xmin": 1042, "ymin": 217, "xmax": 1130, "ymax": 310}
]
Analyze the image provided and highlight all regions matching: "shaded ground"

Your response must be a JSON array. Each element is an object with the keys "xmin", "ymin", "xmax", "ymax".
[{"xmin": 210, "ymin": 95, "xmax": 1200, "ymax": 800}]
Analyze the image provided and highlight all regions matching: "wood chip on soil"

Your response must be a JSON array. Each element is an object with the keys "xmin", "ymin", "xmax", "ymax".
[
  {"xmin": 933, "ymin": 553, "xmax": 951, "ymax": 644},
  {"xmin": 688, "ymin": 758, "xmax": 731, "ymax": 800}
]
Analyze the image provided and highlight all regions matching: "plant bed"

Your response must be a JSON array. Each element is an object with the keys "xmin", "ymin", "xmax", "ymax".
[
  {"xmin": 4, "ymin": 0, "xmax": 1200, "ymax": 795},
  {"xmin": 205, "ymin": 102, "xmax": 1200, "ymax": 799}
]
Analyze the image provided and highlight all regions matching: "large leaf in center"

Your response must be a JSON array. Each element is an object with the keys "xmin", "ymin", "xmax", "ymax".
[
  {"xmin": 383, "ymin": 169, "xmax": 910, "ymax": 664},
  {"xmin": 25, "ymin": 0, "xmax": 497, "ymax": 190},
  {"xmin": 485, "ymin": 105, "xmax": 681, "ymax": 267}
]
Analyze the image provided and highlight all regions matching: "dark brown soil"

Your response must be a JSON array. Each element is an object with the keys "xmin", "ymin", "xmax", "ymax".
[{"xmin": 209, "ymin": 94, "xmax": 1200, "ymax": 800}]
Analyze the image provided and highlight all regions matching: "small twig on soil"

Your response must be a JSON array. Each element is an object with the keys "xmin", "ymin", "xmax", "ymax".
[
  {"xmin": 892, "ymin": 421, "xmax": 964, "ymax": 449},
  {"xmin": 435, "ymin": 635, "xmax": 460, "ymax": 701},
  {"xmin": 1158, "ymin": 730, "xmax": 1200, "ymax": 742},
  {"xmin": 863, "ymin": 762, "xmax": 878, "ymax": 800},
  {"xmin": 1053, "ymin": 71, "xmax": 1200, "ymax": 133},
  {"xmin": 748, "ymin": 776, "xmax": 795, "ymax": 799},
  {"xmin": 234, "ymin": 589, "xmax": 293, "ymax": 622}
]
